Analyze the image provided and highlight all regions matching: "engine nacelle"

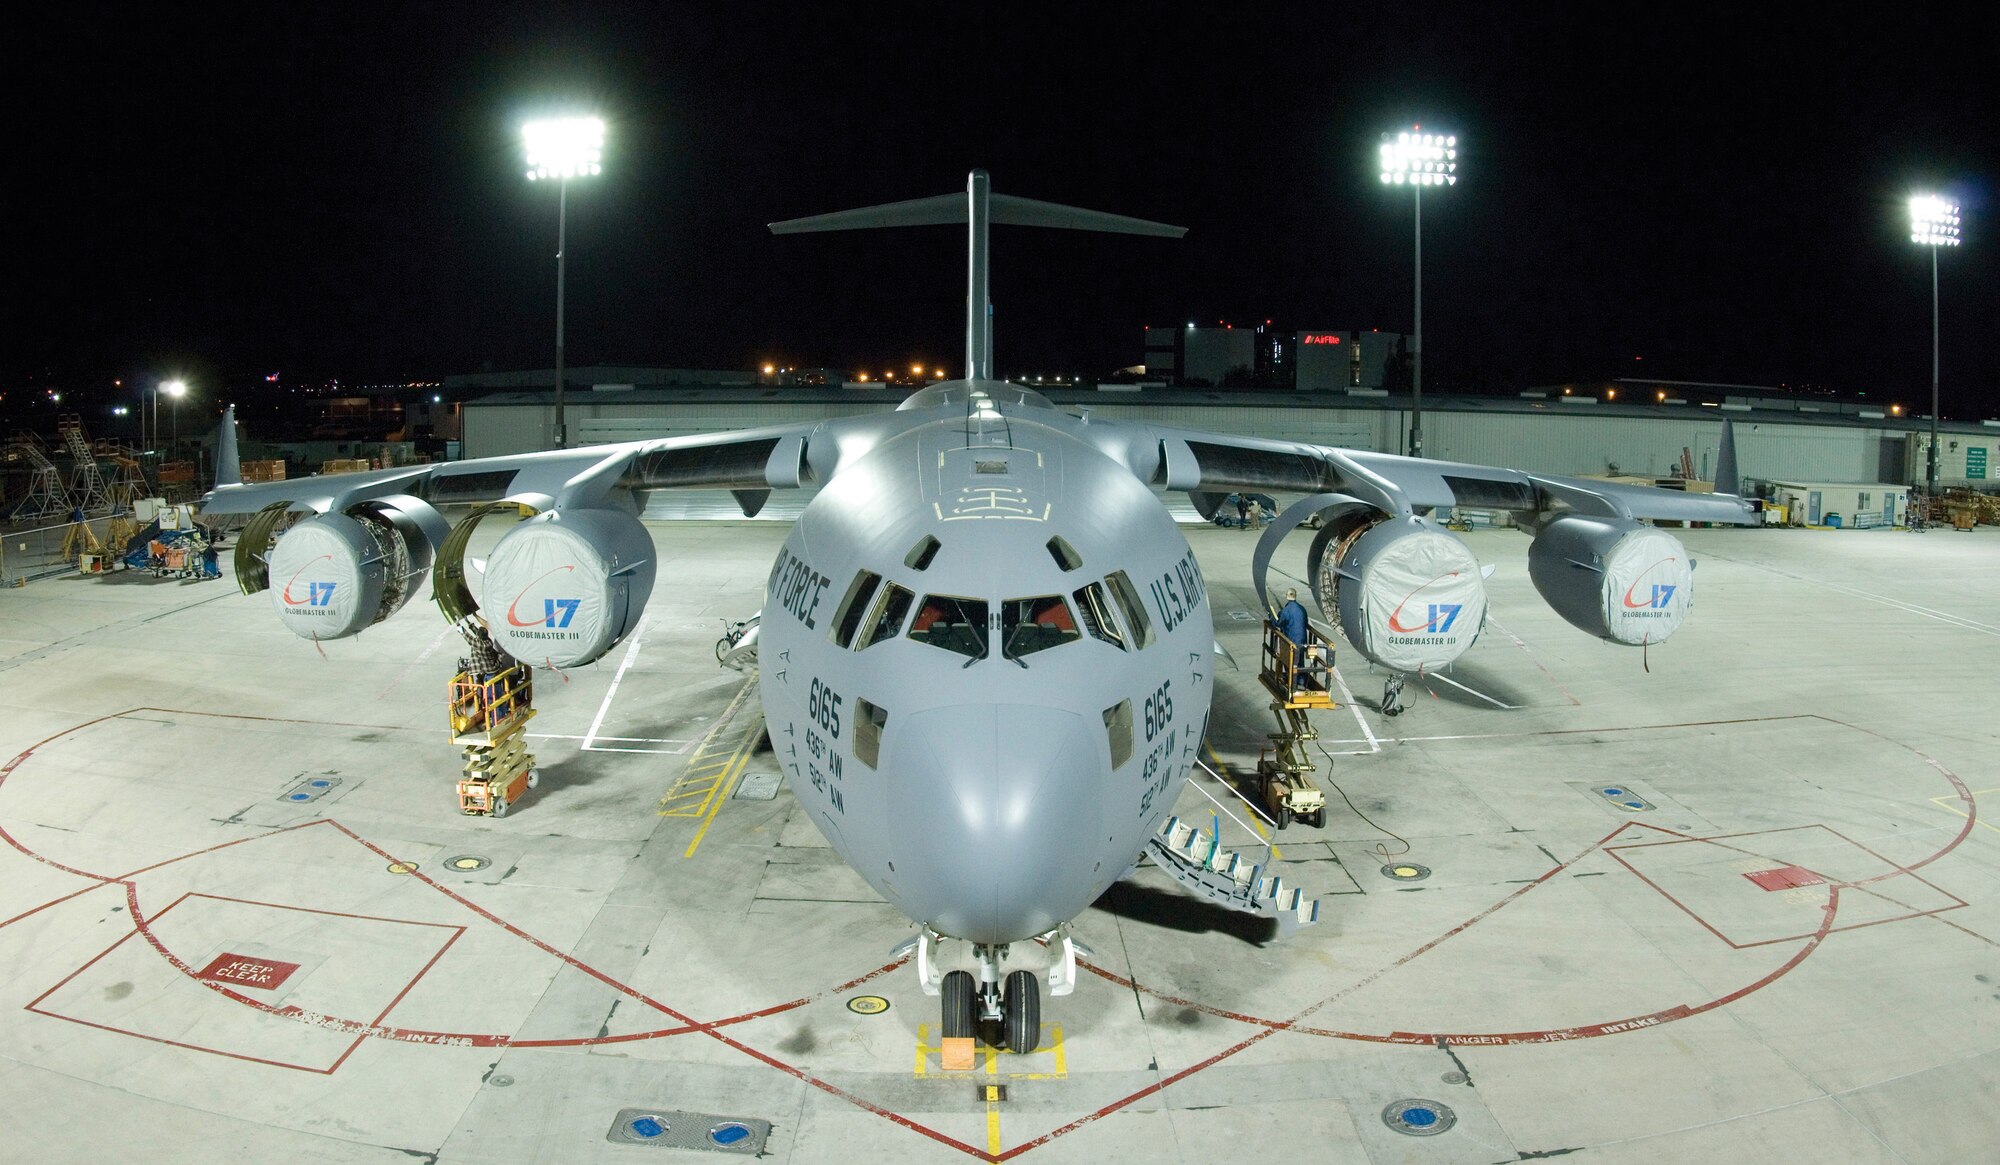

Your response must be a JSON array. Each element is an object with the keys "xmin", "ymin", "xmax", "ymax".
[
  {"xmin": 268, "ymin": 509, "xmax": 431, "ymax": 640},
  {"xmin": 483, "ymin": 508, "xmax": 656, "ymax": 668},
  {"xmin": 1309, "ymin": 514, "xmax": 1487, "ymax": 671},
  {"xmin": 1528, "ymin": 516, "xmax": 1692, "ymax": 645}
]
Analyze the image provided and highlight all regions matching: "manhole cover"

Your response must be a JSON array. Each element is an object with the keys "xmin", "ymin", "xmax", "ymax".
[
  {"xmin": 846, "ymin": 995, "xmax": 890, "ymax": 1015},
  {"xmin": 1381, "ymin": 863, "xmax": 1430, "ymax": 882},
  {"xmin": 444, "ymin": 855, "xmax": 491, "ymax": 872},
  {"xmin": 606, "ymin": 1108, "xmax": 770, "ymax": 1152},
  {"xmin": 385, "ymin": 862, "xmax": 420, "ymax": 875},
  {"xmin": 1383, "ymin": 1099, "xmax": 1456, "ymax": 1136}
]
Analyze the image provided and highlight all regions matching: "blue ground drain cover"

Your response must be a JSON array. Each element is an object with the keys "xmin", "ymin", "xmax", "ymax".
[{"xmin": 1383, "ymin": 1098, "xmax": 1457, "ymax": 1136}]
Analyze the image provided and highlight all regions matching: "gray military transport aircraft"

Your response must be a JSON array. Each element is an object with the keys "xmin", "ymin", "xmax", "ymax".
[{"xmin": 200, "ymin": 170, "xmax": 1756, "ymax": 1053}]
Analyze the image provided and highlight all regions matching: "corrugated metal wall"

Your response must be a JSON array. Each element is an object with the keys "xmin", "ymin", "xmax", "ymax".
[{"xmin": 465, "ymin": 396, "xmax": 1912, "ymax": 485}]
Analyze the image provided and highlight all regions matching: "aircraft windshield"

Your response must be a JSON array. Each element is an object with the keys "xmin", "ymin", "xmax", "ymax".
[
  {"xmin": 908, "ymin": 595, "xmax": 988, "ymax": 660},
  {"xmin": 1000, "ymin": 595, "xmax": 1081, "ymax": 661}
]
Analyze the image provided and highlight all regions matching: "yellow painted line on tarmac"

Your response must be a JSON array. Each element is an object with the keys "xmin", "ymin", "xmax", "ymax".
[
  {"xmin": 658, "ymin": 679, "xmax": 759, "ymax": 818},
  {"xmin": 1204, "ymin": 743, "xmax": 1279, "ymax": 860},
  {"xmin": 681, "ymin": 721, "xmax": 762, "ymax": 859},
  {"xmin": 1932, "ymin": 788, "xmax": 2000, "ymax": 836},
  {"xmin": 985, "ymin": 1044, "xmax": 1002, "ymax": 1157}
]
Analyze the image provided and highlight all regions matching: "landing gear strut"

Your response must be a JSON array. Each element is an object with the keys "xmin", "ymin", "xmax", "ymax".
[{"xmin": 907, "ymin": 926, "xmax": 1080, "ymax": 1059}]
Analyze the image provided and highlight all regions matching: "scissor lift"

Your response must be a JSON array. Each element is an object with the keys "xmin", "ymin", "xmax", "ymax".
[
  {"xmin": 1255, "ymin": 621, "xmax": 1334, "ymax": 828},
  {"xmin": 449, "ymin": 659, "xmax": 538, "ymax": 817}
]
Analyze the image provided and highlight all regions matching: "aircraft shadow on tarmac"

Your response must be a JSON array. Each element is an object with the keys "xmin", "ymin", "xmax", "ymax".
[{"xmin": 1091, "ymin": 879, "xmax": 1278, "ymax": 945}]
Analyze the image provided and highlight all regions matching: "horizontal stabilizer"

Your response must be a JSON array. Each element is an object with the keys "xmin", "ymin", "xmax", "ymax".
[
  {"xmin": 770, "ymin": 191, "xmax": 1184, "ymax": 238},
  {"xmin": 769, "ymin": 193, "xmax": 967, "ymax": 234}
]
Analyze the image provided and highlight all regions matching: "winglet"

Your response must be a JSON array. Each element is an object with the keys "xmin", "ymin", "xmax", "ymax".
[
  {"xmin": 215, "ymin": 404, "xmax": 242, "ymax": 488},
  {"xmin": 1714, "ymin": 420, "xmax": 1739, "ymax": 496}
]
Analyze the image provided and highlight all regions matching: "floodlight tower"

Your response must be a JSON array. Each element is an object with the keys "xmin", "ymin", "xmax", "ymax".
[
  {"xmin": 1908, "ymin": 194, "xmax": 1960, "ymax": 501},
  {"xmin": 523, "ymin": 116, "xmax": 606, "ymax": 450},
  {"xmin": 155, "ymin": 379, "xmax": 187, "ymax": 456},
  {"xmin": 1379, "ymin": 128, "xmax": 1459, "ymax": 458}
]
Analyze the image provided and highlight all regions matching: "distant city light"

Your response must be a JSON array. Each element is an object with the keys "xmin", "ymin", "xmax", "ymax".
[
  {"xmin": 1379, "ymin": 129, "xmax": 1459, "ymax": 186},
  {"xmin": 1908, "ymin": 195, "xmax": 1961, "ymax": 246},
  {"xmin": 523, "ymin": 117, "xmax": 605, "ymax": 181},
  {"xmin": 112, "ymin": 406, "xmax": 129, "ymax": 416}
]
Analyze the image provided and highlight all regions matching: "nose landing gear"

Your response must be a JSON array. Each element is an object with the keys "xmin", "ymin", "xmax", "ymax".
[{"xmin": 906, "ymin": 926, "xmax": 1078, "ymax": 1060}]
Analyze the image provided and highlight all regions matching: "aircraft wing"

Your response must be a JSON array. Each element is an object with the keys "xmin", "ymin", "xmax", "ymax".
[
  {"xmin": 198, "ymin": 422, "xmax": 817, "ymax": 518},
  {"xmin": 1142, "ymin": 425, "xmax": 1758, "ymax": 526}
]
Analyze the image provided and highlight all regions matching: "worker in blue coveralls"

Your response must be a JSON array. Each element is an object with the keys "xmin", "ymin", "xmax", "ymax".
[{"xmin": 1276, "ymin": 588, "xmax": 1309, "ymax": 646}]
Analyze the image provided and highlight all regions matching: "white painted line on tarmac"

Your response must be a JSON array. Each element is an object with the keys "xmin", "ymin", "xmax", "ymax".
[
  {"xmin": 1422, "ymin": 669, "xmax": 1516, "ymax": 709},
  {"xmin": 1328, "ymin": 664, "xmax": 1382, "ymax": 754},
  {"xmin": 581, "ymin": 614, "xmax": 651, "ymax": 752}
]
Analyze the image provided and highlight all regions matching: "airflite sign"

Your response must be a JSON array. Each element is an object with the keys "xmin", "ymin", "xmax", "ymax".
[
  {"xmin": 1300, "ymin": 334, "xmax": 1344, "ymax": 344},
  {"xmin": 195, "ymin": 953, "xmax": 302, "ymax": 991}
]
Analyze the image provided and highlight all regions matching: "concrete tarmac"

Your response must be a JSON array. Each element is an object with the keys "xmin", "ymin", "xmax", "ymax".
[{"xmin": 0, "ymin": 515, "xmax": 1994, "ymax": 1163}]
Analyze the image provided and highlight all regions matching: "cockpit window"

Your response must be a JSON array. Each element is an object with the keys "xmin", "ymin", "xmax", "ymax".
[
  {"xmin": 1105, "ymin": 570, "xmax": 1155, "ymax": 649},
  {"xmin": 860, "ymin": 583, "xmax": 915, "ymax": 649},
  {"xmin": 830, "ymin": 570, "xmax": 882, "ymax": 648},
  {"xmin": 1072, "ymin": 582, "xmax": 1126, "ymax": 650},
  {"xmin": 908, "ymin": 594, "xmax": 989, "ymax": 659},
  {"xmin": 1000, "ymin": 595, "xmax": 1081, "ymax": 660}
]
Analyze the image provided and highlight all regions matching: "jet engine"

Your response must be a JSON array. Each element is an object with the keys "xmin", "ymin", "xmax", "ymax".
[
  {"xmin": 481, "ymin": 508, "xmax": 656, "ymax": 668},
  {"xmin": 1528, "ymin": 516, "xmax": 1691, "ymax": 645},
  {"xmin": 266, "ymin": 508, "xmax": 435, "ymax": 640},
  {"xmin": 1308, "ymin": 512, "xmax": 1487, "ymax": 671}
]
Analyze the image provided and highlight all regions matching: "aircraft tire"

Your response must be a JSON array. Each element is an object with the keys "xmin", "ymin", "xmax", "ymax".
[
  {"xmin": 1003, "ymin": 970, "xmax": 1039, "ymax": 1055},
  {"xmin": 942, "ymin": 970, "xmax": 976, "ymax": 1040}
]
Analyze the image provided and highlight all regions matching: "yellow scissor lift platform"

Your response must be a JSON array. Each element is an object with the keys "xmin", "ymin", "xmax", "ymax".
[
  {"xmin": 1255, "ymin": 621, "xmax": 1334, "ymax": 828},
  {"xmin": 449, "ymin": 662, "xmax": 538, "ymax": 817}
]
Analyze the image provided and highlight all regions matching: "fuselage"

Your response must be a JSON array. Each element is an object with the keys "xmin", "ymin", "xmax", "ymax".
[{"xmin": 756, "ymin": 383, "xmax": 1214, "ymax": 944}]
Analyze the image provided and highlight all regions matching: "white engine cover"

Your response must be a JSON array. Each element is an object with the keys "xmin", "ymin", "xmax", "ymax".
[
  {"xmin": 1322, "ymin": 517, "xmax": 1487, "ymax": 672},
  {"xmin": 483, "ymin": 509, "xmax": 656, "ymax": 668},
  {"xmin": 267, "ymin": 513, "xmax": 391, "ymax": 640},
  {"xmin": 1529, "ymin": 517, "xmax": 1692, "ymax": 645}
]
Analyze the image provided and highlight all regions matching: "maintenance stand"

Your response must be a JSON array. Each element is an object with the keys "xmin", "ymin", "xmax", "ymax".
[
  {"xmin": 1255, "ymin": 619, "xmax": 1333, "ymax": 828},
  {"xmin": 448, "ymin": 622, "xmax": 539, "ymax": 817}
]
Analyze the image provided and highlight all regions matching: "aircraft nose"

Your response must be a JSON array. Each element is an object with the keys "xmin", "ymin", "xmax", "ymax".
[{"xmin": 891, "ymin": 704, "xmax": 1107, "ymax": 944}]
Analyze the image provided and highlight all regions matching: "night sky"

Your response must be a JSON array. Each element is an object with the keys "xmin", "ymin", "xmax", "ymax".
[{"xmin": 12, "ymin": 3, "xmax": 1997, "ymax": 418}]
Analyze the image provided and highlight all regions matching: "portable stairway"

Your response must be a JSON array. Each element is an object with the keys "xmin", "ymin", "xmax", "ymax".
[
  {"xmin": 1144, "ymin": 813, "xmax": 1321, "ymax": 934},
  {"xmin": 57, "ymin": 414, "xmax": 112, "ymax": 515},
  {"xmin": 1254, "ymin": 621, "xmax": 1333, "ymax": 828},
  {"xmin": 3, "ymin": 434, "xmax": 73, "ymax": 521}
]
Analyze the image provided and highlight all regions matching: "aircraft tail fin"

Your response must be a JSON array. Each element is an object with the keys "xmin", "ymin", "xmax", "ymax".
[
  {"xmin": 215, "ymin": 404, "xmax": 242, "ymax": 488},
  {"xmin": 770, "ymin": 170, "xmax": 1184, "ymax": 382},
  {"xmin": 1715, "ymin": 420, "xmax": 1739, "ymax": 496}
]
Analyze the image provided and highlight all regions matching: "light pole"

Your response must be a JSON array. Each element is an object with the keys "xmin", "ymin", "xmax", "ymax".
[
  {"xmin": 1908, "ymin": 194, "xmax": 1960, "ymax": 502},
  {"xmin": 1379, "ymin": 128, "xmax": 1459, "ymax": 459},
  {"xmin": 523, "ymin": 115, "xmax": 605, "ymax": 450},
  {"xmin": 162, "ymin": 379, "xmax": 187, "ymax": 458}
]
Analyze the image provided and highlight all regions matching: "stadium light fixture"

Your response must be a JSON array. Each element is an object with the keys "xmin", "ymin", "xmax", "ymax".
[
  {"xmin": 1379, "ymin": 128, "xmax": 1460, "ymax": 458},
  {"xmin": 523, "ymin": 115, "xmax": 607, "ymax": 449},
  {"xmin": 1909, "ymin": 193, "xmax": 1961, "ymax": 501}
]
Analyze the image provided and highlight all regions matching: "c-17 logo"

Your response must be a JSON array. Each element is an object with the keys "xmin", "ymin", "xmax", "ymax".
[
  {"xmin": 1622, "ymin": 559, "xmax": 1681, "ymax": 610},
  {"xmin": 280, "ymin": 556, "xmax": 337, "ymax": 607},
  {"xmin": 503, "ymin": 564, "xmax": 581, "ymax": 628},
  {"xmin": 1390, "ymin": 603, "xmax": 1461, "ymax": 632},
  {"xmin": 1625, "ymin": 584, "xmax": 1676, "ymax": 610}
]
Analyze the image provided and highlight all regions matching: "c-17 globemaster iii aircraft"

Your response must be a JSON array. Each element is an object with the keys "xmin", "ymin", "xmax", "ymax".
[{"xmin": 200, "ymin": 170, "xmax": 1756, "ymax": 1053}]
